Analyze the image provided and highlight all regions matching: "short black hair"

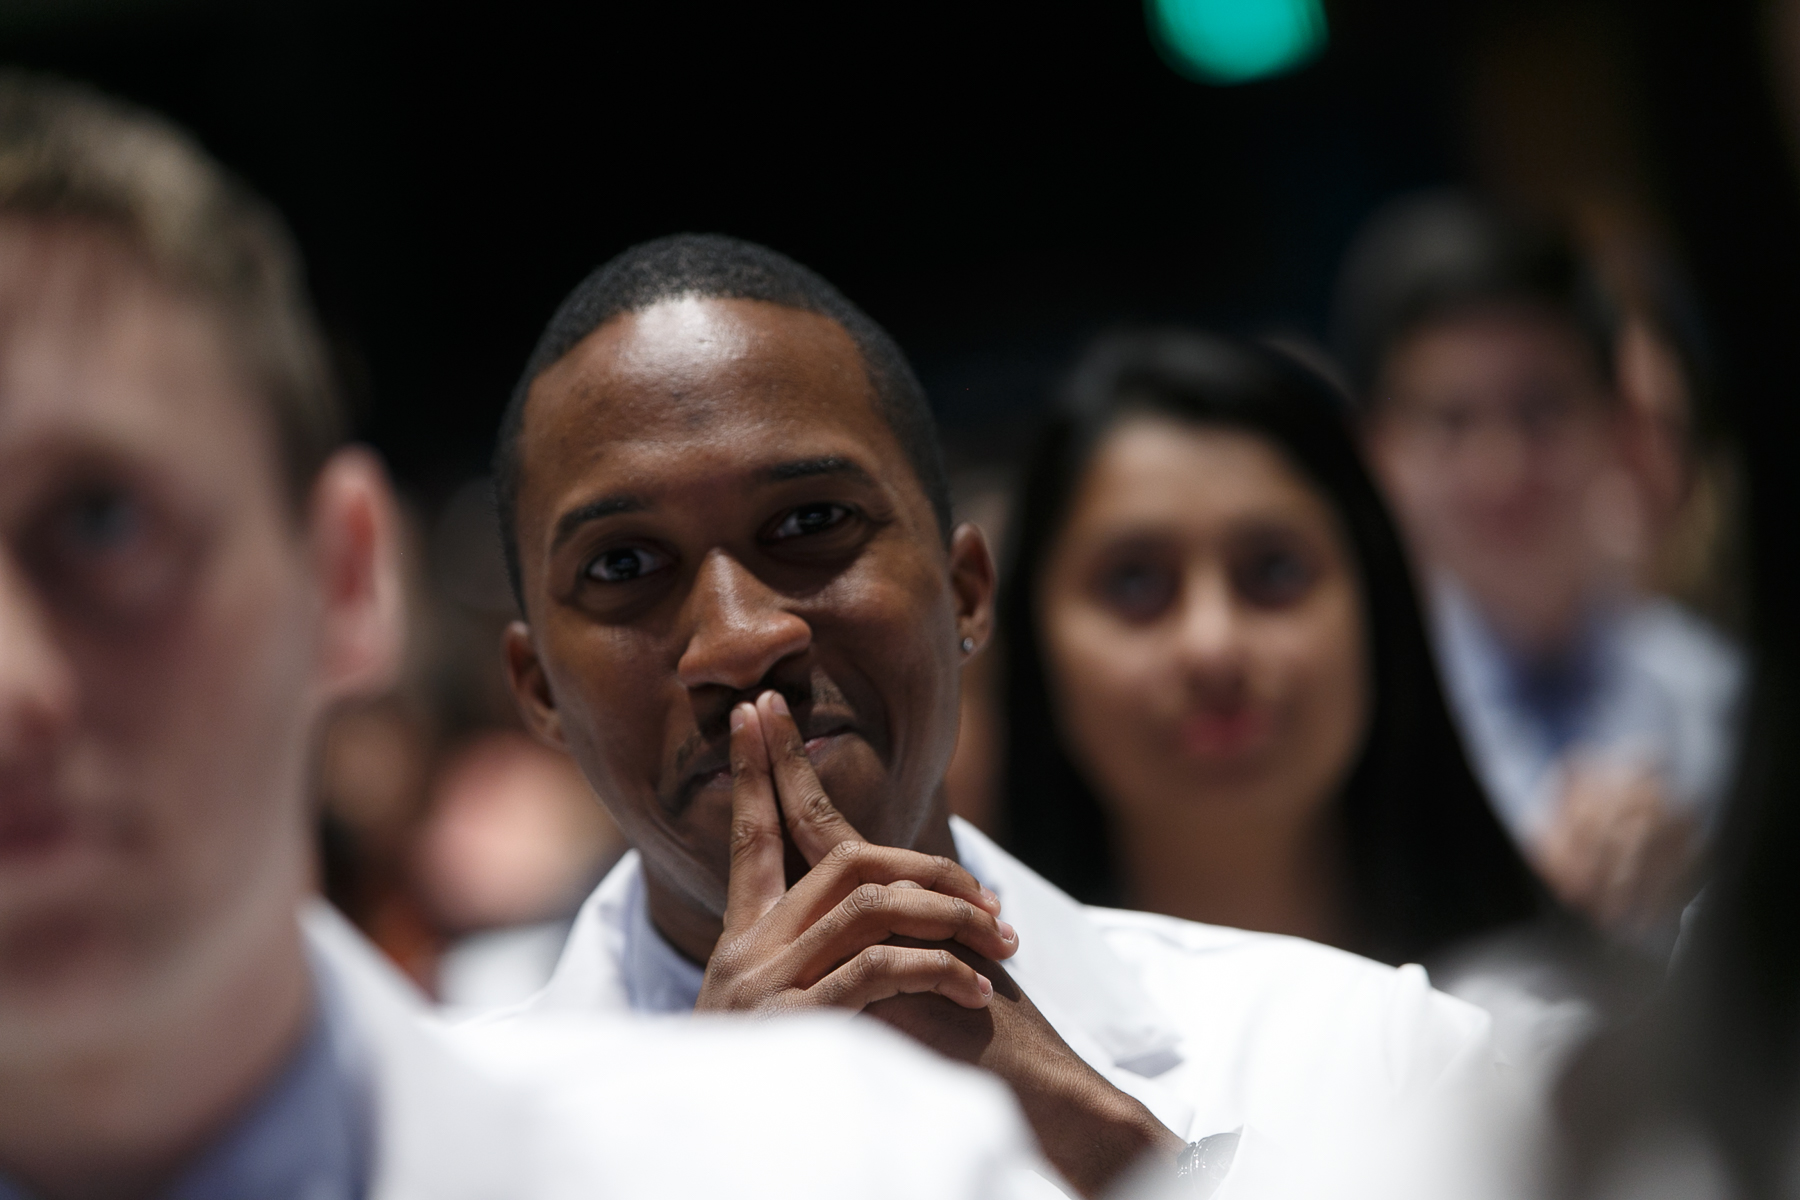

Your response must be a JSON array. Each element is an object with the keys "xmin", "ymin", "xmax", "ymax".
[
  {"xmin": 997, "ymin": 328, "xmax": 1555, "ymax": 967},
  {"xmin": 1330, "ymin": 190, "xmax": 1616, "ymax": 404},
  {"xmin": 493, "ymin": 233, "xmax": 951, "ymax": 607}
]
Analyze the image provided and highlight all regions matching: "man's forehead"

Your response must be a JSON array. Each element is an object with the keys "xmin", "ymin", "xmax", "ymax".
[
  {"xmin": 536, "ymin": 296, "xmax": 872, "ymax": 415},
  {"xmin": 1401, "ymin": 306, "xmax": 1596, "ymax": 368},
  {"xmin": 0, "ymin": 228, "xmax": 269, "ymax": 492},
  {"xmin": 520, "ymin": 296, "xmax": 899, "ymax": 492}
]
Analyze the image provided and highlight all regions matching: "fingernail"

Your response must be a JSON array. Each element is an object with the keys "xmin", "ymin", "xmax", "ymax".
[
  {"xmin": 997, "ymin": 920, "xmax": 1016, "ymax": 943},
  {"xmin": 768, "ymin": 692, "xmax": 790, "ymax": 716},
  {"xmin": 730, "ymin": 706, "xmax": 747, "ymax": 733},
  {"xmin": 976, "ymin": 973, "xmax": 992, "ymax": 998},
  {"xmin": 981, "ymin": 886, "xmax": 1000, "ymax": 909}
]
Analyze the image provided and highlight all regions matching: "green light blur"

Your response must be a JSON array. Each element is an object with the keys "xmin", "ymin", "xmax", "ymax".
[{"xmin": 1147, "ymin": 0, "xmax": 1328, "ymax": 85}]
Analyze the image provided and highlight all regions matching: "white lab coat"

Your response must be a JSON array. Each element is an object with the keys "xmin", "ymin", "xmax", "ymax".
[
  {"xmin": 304, "ymin": 901, "xmax": 1046, "ymax": 1199},
  {"xmin": 520, "ymin": 818, "xmax": 1497, "ymax": 1191}
]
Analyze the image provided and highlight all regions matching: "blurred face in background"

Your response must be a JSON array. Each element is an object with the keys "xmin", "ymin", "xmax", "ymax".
[
  {"xmin": 1035, "ymin": 415, "xmax": 1369, "ymax": 854},
  {"xmin": 0, "ymin": 219, "xmax": 371, "ymax": 1058},
  {"xmin": 1366, "ymin": 305, "xmax": 1617, "ymax": 652}
]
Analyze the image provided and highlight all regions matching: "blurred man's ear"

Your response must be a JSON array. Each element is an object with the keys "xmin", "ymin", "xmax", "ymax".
[
  {"xmin": 309, "ymin": 447, "xmax": 405, "ymax": 702},
  {"xmin": 503, "ymin": 622, "xmax": 565, "ymax": 749},
  {"xmin": 948, "ymin": 521, "xmax": 996, "ymax": 656}
]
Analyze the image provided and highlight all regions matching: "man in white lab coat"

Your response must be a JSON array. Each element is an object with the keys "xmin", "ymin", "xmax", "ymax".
[
  {"xmin": 0, "ymin": 75, "xmax": 1039, "ymax": 1200},
  {"xmin": 494, "ymin": 233, "xmax": 1499, "ymax": 1198}
]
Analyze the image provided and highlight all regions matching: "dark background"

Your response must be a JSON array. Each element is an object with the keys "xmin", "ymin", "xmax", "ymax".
[
  {"xmin": 0, "ymin": 0, "xmax": 1481, "ymax": 488},
  {"xmin": 0, "ymin": 0, "xmax": 1793, "ymax": 643}
]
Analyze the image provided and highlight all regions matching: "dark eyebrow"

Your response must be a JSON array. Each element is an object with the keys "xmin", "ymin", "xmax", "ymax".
[
  {"xmin": 547, "ymin": 459, "xmax": 872, "ymax": 554},
  {"xmin": 550, "ymin": 494, "xmax": 648, "ymax": 553},
  {"xmin": 759, "ymin": 456, "xmax": 877, "ymax": 486}
]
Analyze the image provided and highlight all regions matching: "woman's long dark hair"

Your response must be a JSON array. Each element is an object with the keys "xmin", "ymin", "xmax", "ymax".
[{"xmin": 996, "ymin": 329, "xmax": 1548, "ymax": 966}]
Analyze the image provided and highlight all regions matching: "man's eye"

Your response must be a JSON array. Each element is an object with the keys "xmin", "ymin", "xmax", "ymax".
[
  {"xmin": 23, "ymin": 484, "xmax": 189, "ymax": 624},
  {"xmin": 585, "ymin": 546, "xmax": 670, "ymax": 583},
  {"xmin": 1428, "ymin": 407, "xmax": 1473, "ymax": 440},
  {"xmin": 769, "ymin": 503, "xmax": 850, "ymax": 541},
  {"xmin": 62, "ymin": 490, "xmax": 142, "ymax": 556},
  {"xmin": 1233, "ymin": 546, "xmax": 1316, "ymax": 608}
]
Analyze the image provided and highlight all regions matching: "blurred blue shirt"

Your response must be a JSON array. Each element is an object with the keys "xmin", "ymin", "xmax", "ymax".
[
  {"xmin": 0, "ymin": 953, "xmax": 372, "ymax": 1200},
  {"xmin": 1431, "ymin": 579, "xmax": 1745, "ymax": 846}
]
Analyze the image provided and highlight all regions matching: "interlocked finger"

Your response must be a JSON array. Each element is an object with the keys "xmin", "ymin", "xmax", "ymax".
[
  {"xmin": 806, "ymin": 942, "xmax": 994, "ymax": 1011},
  {"xmin": 765, "ymin": 840, "xmax": 1004, "ymax": 945},
  {"xmin": 781, "ymin": 881, "xmax": 1017, "ymax": 986}
]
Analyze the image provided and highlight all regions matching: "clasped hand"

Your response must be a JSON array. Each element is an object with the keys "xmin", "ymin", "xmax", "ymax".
[
  {"xmin": 694, "ymin": 691, "xmax": 1182, "ymax": 1197},
  {"xmin": 695, "ymin": 689, "xmax": 1018, "ymax": 1014}
]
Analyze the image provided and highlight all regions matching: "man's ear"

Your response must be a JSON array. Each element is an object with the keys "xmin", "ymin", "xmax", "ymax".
[
  {"xmin": 309, "ymin": 447, "xmax": 404, "ymax": 702},
  {"xmin": 503, "ymin": 621, "xmax": 565, "ymax": 749},
  {"xmin": 948, "ymin": 521, "xmax": 996, "ymax": 656}
]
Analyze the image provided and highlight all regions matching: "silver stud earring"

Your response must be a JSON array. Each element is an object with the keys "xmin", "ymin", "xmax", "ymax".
[{"xmin": 960, "ymin": 636, "xmax": 975, "ymax": 654}]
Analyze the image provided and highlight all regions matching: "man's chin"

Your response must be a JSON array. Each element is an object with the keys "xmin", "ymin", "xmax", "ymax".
[{"xmin": 0, "ymin": 905, "xmax": 170, "ymax": 1054}]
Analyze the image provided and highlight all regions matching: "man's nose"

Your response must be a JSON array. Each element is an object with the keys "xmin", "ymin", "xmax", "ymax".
[
  {"xmin": 0, "ymin": 555, "xmax": 77, "ymax": 762},
  {"xmin": 675, "ymin": 550, "xmax": 812, "ymax": 692},
  {"xmin": 1462, "ymin": 419, "xmax": 1533, "ymax": 500}
]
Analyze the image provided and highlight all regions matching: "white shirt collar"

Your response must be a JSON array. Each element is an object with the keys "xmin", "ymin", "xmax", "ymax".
[{"xmin": 622, "ymin": 866, "xmax": 706, "ymax": 1014}]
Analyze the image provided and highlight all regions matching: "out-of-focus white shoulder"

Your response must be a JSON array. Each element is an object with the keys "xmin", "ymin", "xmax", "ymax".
[{"xmin": 452, "ymin": 1011, "xmax": 1057, "ymax": 1200}]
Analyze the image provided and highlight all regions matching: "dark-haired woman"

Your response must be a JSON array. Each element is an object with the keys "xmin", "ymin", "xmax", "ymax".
[{"xmin": 997, "ymin": 328, "xmax": 1553, "ymax": 971}]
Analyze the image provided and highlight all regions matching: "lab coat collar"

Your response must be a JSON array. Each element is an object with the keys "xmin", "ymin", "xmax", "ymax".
[
  {"xmin": 534, "ymin": 848, "xmax": 641, "ymax": 1013},
  {"xmin": 948, "ymin": 818, "xmax": 1184, "ymax": 1076}
]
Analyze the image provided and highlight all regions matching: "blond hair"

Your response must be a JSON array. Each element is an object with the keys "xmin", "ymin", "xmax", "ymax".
[{"xmin": 0, "ymin": 71, "xmax": 344, "ymax": 502}]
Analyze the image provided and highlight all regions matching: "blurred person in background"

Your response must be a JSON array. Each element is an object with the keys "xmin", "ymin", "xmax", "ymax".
[
  {"xmin": 356, "ymin": 473, "xmax": 625, "ymax": 1011},
  {"xmin": 315, "ymin": 693, "xmax": 439, "ymax": 985},
  {"xmin": 1333, "ymin": 192, "xmax": 1744, "ymax": 944},
  {"xmin": 415, "ymin": 727, "xmax": 621, "ymax": 1012},
  {"xmin": 496, "ymin": 233, "xmax": 1497, "ymax": 1197},
  {"xmin": 0, "ymin": 73, "xmax": 1046, "ymax": 1200},
  {"xmin": 318, "ymin": 473, "xmax": 625, "ymax": 1008},
  {"xmin": 1392, "ymin": 688, "xmax": 1800, "ymax": 1200},
  {"xmin": 993, "ymin": 330, "xmax": 1610, "ymax": 1065},
  {"xmin": 1606, "ymin": 262, "xmax": 1744, "ymax": 633},
  {"xmin": 1546, "ymin": 699, "xmax": 1800, "ymax": 1200}
]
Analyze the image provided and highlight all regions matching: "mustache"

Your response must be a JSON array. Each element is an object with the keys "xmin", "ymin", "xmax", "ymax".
[{"xmin": 657, "ymin": 677, "xmax": 849, "ymax": 820}]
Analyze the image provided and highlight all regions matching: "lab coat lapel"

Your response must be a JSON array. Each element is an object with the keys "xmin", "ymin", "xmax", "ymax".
[
  {"xmin": 950, "ymin": 819, "xmax": 1184, "ymax": 1075},
  {"xmin": 949, "ymin": 820, "xmax": 1210, "ymax": 1137}
]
